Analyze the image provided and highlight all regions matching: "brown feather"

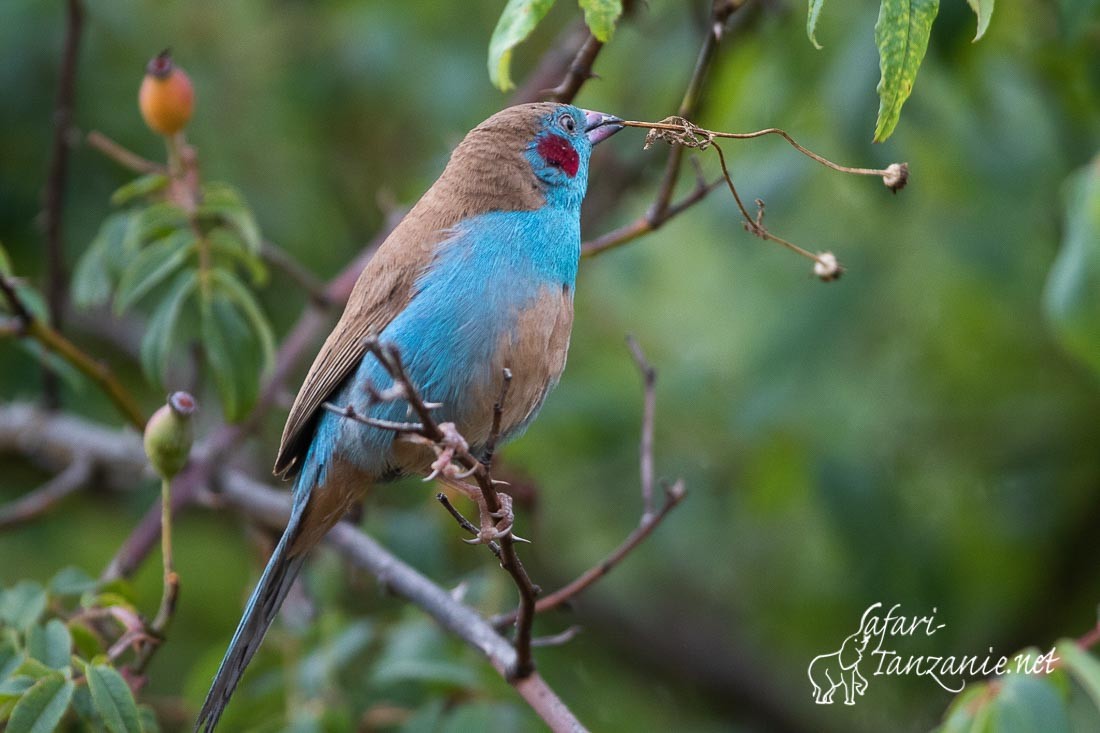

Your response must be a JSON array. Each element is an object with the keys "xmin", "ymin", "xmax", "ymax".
[{"xmin": 274, "ymin": 103, "xmax": 564, "ymax": 477}]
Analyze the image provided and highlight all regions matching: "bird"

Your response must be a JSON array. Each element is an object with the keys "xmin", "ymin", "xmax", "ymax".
[{"xmin": 196, "ymin": 102, "xmax": 623, "ymax": 730}]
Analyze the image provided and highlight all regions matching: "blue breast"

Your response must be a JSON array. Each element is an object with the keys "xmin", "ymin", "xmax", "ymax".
[{"xmin": 299, "ymin": 205, "xmax": 580, "ymax": 488}]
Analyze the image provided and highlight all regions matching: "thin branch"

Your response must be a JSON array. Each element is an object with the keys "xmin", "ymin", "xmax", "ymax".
[
  {"xmin": 436, "ymin": 492, "xmax": 501, "ymax": 559},
  {"xmin": 544, "ymin": 34, "xmax": 603, "ymax": 103},
  {"xmin": 650, "ymin": 0, "xmax": 742, "ymax": 219},
  {"xmin": 85, "ymin": 130, "xmax": 165, "ymax": 175},
  {"xmin": 0, "ymin": 455, "xmax": 93, "ymax": 529},
  {"xmin": 41, "ymin": 0, "xmax": 85, "ymax": 409},
  {"xmin": 0, "ymin": 273, "xmax": 146, "ymax": 430},
  {"xmin": 261, "ymin": 240, "xmax": 335, "ymax": 309},
  {"xmin": 493, "ymin": 340, "xmax": 684, "ymax": 628},
  {"xmin": 627, "ymin": 335, "xmax": 656, "ymax": 517},
  {"xmin": 348, "ymin": 340, "xmax": 542, "ymax": 677},
  {"xmin": 482, "ymin": 367, "xmax": 513, "ymax": 467}
]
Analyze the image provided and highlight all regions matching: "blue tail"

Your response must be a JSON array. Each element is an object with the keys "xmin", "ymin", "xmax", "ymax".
[{"xmin": 195, "ymin": 491, "xmax": 309, "ymax": 731}]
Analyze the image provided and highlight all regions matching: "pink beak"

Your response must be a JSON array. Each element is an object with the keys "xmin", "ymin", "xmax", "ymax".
[{"xmin": 583, "ymin": 110, "xmax": 624, "ymax": 146}]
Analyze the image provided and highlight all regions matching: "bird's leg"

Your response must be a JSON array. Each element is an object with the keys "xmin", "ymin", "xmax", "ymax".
[{"xmin": 435, "ymin": 474, "xmax": 516, "ymax": 544}]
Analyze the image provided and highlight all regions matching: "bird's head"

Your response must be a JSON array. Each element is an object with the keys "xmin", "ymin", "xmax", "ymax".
[{"xmin": 440, "ymin": 103, "xmax": 623, "ymax": 213}]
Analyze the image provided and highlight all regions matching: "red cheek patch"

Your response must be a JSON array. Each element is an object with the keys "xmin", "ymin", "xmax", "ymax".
[{"xmin": 537, "ymin": 135, "xmax": 579, "ymax": 177}]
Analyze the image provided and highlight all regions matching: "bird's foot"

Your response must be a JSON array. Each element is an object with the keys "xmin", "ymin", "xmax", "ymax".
[
  {"xmin": 422, "ymin": 422, "xmax": 471, "ymax": 482},
  {"xmin": 436, "ymin": 475, "xmax": 519, "ymax": 545}
]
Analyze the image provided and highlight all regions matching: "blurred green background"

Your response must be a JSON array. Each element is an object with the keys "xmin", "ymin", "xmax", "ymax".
[{"xmin": 2, "ymin": 0, "xmax": 1100, "ymax": 731}]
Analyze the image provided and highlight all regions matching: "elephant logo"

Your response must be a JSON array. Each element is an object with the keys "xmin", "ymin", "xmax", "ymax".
[{"xmin": 808, "ymin": 608, "xmax": 877, "ymax": 705}]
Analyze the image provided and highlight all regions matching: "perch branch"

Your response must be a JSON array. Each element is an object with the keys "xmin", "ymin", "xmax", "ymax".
[{"xmin": 0, "ymin": 404, "xmax": 586, "ymax": 733}]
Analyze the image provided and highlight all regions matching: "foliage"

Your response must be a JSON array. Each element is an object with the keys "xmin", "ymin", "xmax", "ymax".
[
  {"xmin": 0, "ymin": 571, "xmax": 157, "ymax": 732},
  {"xmin": 73, "ymin": 170, "xmax": 271, "ymax": 422}
]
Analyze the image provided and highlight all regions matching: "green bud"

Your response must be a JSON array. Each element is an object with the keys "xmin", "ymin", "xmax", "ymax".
[{"xmin": 143, "ymin": 391, "xmax": 197, "ymax": 480}]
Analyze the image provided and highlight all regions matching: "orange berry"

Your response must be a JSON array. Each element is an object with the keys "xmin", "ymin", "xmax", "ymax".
[{"xmin": 138, "ymin": 50, "xmax": 194, "ymax": 136}]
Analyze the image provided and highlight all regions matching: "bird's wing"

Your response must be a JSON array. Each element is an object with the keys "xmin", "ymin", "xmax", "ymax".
[{"xmin": 273, "ymin": 209, "xmax": 449, "ymax": 477}]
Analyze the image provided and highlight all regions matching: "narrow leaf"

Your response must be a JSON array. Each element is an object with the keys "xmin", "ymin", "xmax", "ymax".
[
  {"xmin": 202, "ymin": 294, "xmax": 261, "ymax": 421},
  {"xmin": 110, "ymin": 174, "xmax": 168, "ymax": 207},
  {"xmin": 873, "ymin": 0, "xmax": 939, "ymax": 142},
  {"xmin": 578, "ymin": 0, "xmax": 622, "ymax": 42},
  {"xmin": 488, "ymin": 0, "xmax": 558, "ymax": 91},
  {"xmin": 140, "ymin": 271, "xmax": 198, "ymax": 385},
  {"xmin": 990, "ymin": 672, "xmax": 1070, "ymax": 733},
  {"xmin": 71, "ymin": 239, "xmax": 113, "ymax": 308},
  {"xmin": 807, "ymin": 0, "xmax": 827, "ymax": 49},
  {"xmin": 0, "ymin": 636, "xmax": 20, "ymax": 680},
  {"xmin": 87, "ymin": 664, "xmax": 142, "ymax": 733},
  {"xmin": 198, "ymin": 183, "xmax": 262, "ymax": 254},
  {"xmin": 207, "ymin": 228, "xmax": 268, "ymax": 284},
  {"xmin": 7, "ymin": 673, "xmax": 74, "ymax": 733},
  {"xmin": 1043, "ymin": 158, "xmax": 1100, "ymax": 380},
  {"xmin": 26, "ymin": 620, "xmax": 72, "ymax": 671},
  {"xmin": 0, "ymin": 676, "xmax": 35, "ymax": 700},
  {"xmin": 114, "ymin": 229, "xmax": 196, "ymax": 314},
  {"xmin": 210, "ymin": 269, "xmax": 275, "ymax": 372},
  {"xmin": 965, "ymin": 0, "xmax": 994, "ymax": 41},
  {"xmin": 122, "ymin": 203, "xmax": 188, "ymax": 255}
]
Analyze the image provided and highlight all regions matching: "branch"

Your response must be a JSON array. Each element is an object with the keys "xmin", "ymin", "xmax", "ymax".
[
  {"xmin": 41, "ymin": 0, "xmax": 85, "ymax": 409},
  {"xmin": 85, "ymin": 130, "xmax": 165, "ymax": 175},
  {"xmin": 0, "ymin": 455, "xmax": 93, "ymax": 528},
  {"xmin": 260, "ymin": 240, "xmax": 335, "ymax": 310},
  {"xmin": 0, "ymin": 273, "xmax": 146, "ymax": 431},
  {"xmin": 351, "ymin": 341, "xmax": 541, "ymax": 677},
  {"xmin": 492, "ymin": 338, "xmax": 685, "ymax": 628},
  {"xmin": 0, "ymin": 404, "xmax": 586, "ymax": 733},
  {"xmin": 544, "ymin": 33, "xmax": 603, "ymax": 103}
]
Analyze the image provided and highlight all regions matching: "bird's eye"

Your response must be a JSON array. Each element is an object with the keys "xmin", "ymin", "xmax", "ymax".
[{"xmin": 558, "ymin": 113, "xmax": 576, "ymax": 133}]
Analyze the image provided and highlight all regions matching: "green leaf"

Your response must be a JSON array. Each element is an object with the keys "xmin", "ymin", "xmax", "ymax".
[
  {"xmin": 0, "ymin": 636, "xmax": 20, "ymax": 680},
  {"xmin": 122, "ymin": 203, "xmax": 188, "ymax": 256},
  {"xmin": 87, "ymin": 664, "xmax": 141, "ymax": 733},
  {"xmin": 807, "ymin": 0, "xmax": 827, "ymax": 49},
  {"xmin": 47, "ymin": 568, "xmax": 97, "ymax": 598},
  {"xmin": 0, "ymin": 676, "xmax": 35, "ymax": 700},
  {"xmin": 488, "ymin": 0, "xmax": 558, "ymax": 91},
  {"xmin": 12, "ymin": 657, "xmax": 54, "ymax": 681},
  {"xmin": 1044, "ymin": 159, "xmax": 1100, "ymax": 381},
  {"xmin": 0, "ymin": 581, "xmax": 48, "ymax": 631},
  {"xmin": 207, "ymin": 228, "xmax": 267, "ymax": 285},
  {"xmin": 1057, "ymin": 639, "xmax": 1100, "ymax": 711},
  {"xmin": 140, "ymin": 271, "xmax": 199, "ymax": 385},
  {"xmin": 202, "ymin": 293, "xmax": 262, "ymax": 421},
  {"xmin": 873, "ymin": 0, "xmax": 939, "ymax": 142},
  {"xmin": 210, "ymin": 269, "xmax": 275, "ymax": 371},
  {"xmin": 74, "ymin": 213, "xmax": 132, "ymax": 307},
  {"xmin": 114, "ymin": 229, "xmax": 196, "ymax": 314},
  {"xmin": 990, "ymin": 672, "xmax": 1070, "ymax": 733},
  {"xmin": 7, "ymin": 673, "xmax": 74, "ymax": 733},
  {"xmin": 578, "ymin": 0, "xmax": 622, "ymax": 42},
  {"xmin": 26, "ymin": 621, "xmax": 72, "ymax": 671},
  {"xmin": 67, "ymin": 621, "xmax": 104, "ymax": 662},
  {"xmin": 199, "ymin": 182, "xmax": 262, "ymax": 254},
  {"xmin": 110, "ymin": 174, "xmax": 168, "ymax": 207},
  {"xmin": 965, "ymin": 0, "xmax": 994, "ymax": 41}
]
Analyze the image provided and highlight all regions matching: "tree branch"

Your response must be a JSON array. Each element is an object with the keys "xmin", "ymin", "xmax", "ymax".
[
  {"xmin": 0, "ymin": 403, "xmax": 586, "ymax": 733},
  {"xmin": 0, "ymin": 273, "xmax": 146, "ymax": 431},
  {"xmin": 85, "ymin": 130, "xmax": 165, "ymax": 175},
  {"xmin": 0, "ymin": 454, "xmax": 93, "ymax": 528},
  {"xmin": 40, "ymin": 0, "xmax": 85, "ymax": 409}
]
